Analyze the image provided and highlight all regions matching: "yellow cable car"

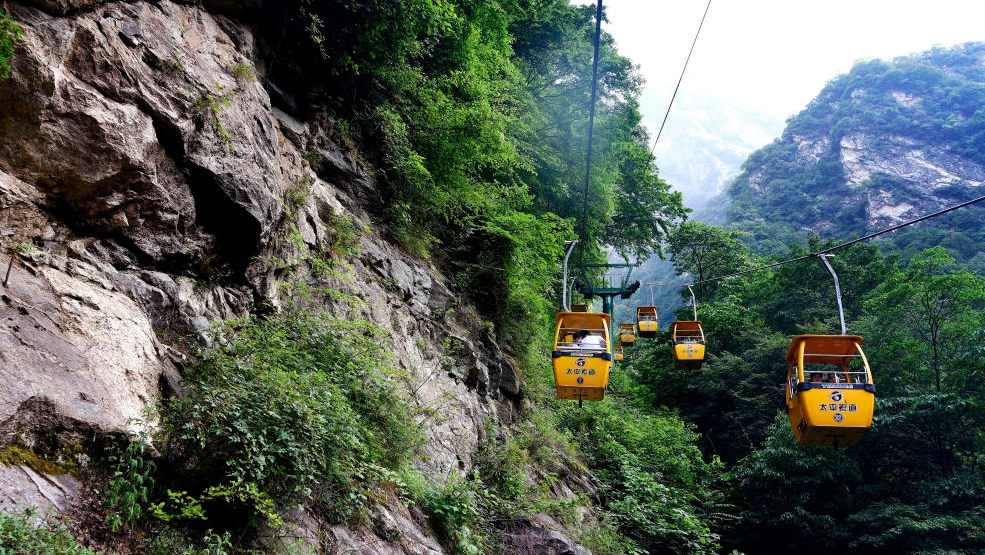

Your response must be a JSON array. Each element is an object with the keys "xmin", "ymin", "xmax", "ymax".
[
  {"xmin": 619, "ymin": 323, "xmax": 636, "ymax": 346},
  {"xmin": 636, "ymin": 306, "xmax": 658, "ymax": 338},
  {"xmin": 613, "ymin": 345, "xmax": 624, "ymax": 361},
  {"xmin": 670, "ymin": 320, "xmax": 705, "ymax": 369},
  {"xmin": 552, "ymin": 311, "xmax": 613, "ymax": 403},
  {"xmin": 785, "ymin": 334, "xmax": 876, "ymax": 448}
]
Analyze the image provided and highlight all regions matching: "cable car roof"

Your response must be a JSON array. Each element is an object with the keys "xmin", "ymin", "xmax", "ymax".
[
  {"xmin": 785, "ymin": 334, "xmax": 864, "ymax": 364},
  {"xmin": 556, "ymin": 311, "xmax": 612, "ymax": 329}
]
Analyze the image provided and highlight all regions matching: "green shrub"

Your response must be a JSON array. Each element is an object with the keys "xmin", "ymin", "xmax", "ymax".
[
  {"xmin": 229, "ymin": 61, "xmax": 256, "ymax": 82},
  {"xmin": 554, "ymin": 399, "xmax": 724, "ymax": 555},
  {"xmin": 156, "ymin": 50, "xmax": 185, "ymax": 76},
  {"xmin": 0, "ymin": 509, "xmax": 98, "ymax": 555},
  {"xmin": 134, "ymin": 527, "xmax": 233, "ymax": 555},
  {"xmin": 0, "ymin": 9, "xmax": 23, "ymax": 79},
  {"xmin": 162, "ymin": 311, "xmax": 422, "ymax": 522},
  {"xmin": 103, "ymin": 433, "xmax": 155, "ymax": 532},
  {"xmin": 194, "ymin": 83, "xmax": 235, "ymax": 152},
  {"xmin": 473, "ymin": 431, "xmax": 527, "ymax": 515},
  {"xmin": 421, "ymin": 475, "xmax": 486, "ymax": 555},
  {"xmin": 577, "ymin": 515, "xmax": 639, "ymax": 555}
]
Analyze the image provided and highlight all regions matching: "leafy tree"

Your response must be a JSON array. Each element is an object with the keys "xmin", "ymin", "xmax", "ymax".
[
  {"xmin": 745, "ymin": 236, "xmax": 889, "ymax": 335},
  {"xmin": 667, "ymin": 221, "xmax": 750, "ymax": 302},
  {"xmin": 555, "ymin": 397, "xmax": 726, "ymax": 555},
  {"xmin": 726, "ymin": 415, "xmax": 868, "ymax": 555},
  {"xmin": 722, "ymin": 247, "xmax": 985, "ymax": 555},
  {"xmin": 857, "ymin": 247, "xmax": 985, "ymax": 478},
  {"xmin": 601, "ymin": 104, "xmax": 687, "ymax": 259},
  {"xmin": 261, "ymin": 0, "xmax": 686, "ymax": 357}
]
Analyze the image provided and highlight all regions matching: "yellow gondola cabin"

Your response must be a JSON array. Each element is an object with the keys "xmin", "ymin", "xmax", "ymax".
[
  {"xmin": 785, "ymin": 334, "xmax": 876, "ymax": 448},
  {"xmin": 619, "ymin": 323, "xmax": 636, "ymax": 346},
  {"xmin": 613, "ymin": 345, "xmax": 624, "ymax": 361},
  {"xmin": 670, "ymin": 320, "xmax": 705, "ymax": 369},
  {"xmin": 552, "ymin": 312, "xmax": 613, "ymax": 402},
  {"xmin": 636, "ymin": 306, "xmax": 658, "ymax": 338}
]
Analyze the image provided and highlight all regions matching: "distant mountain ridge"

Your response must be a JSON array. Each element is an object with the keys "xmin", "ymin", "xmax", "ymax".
[
  {"xmin": 725, "ymin": 42, "xmax": 985, "ymax": 258},
  {"xmin": 644, "ymin": 90, "xmax": 782, "ymax": 220},
  {"xmin": 624, "ymin": 93, "xmax": 781, "ymax": 320}
]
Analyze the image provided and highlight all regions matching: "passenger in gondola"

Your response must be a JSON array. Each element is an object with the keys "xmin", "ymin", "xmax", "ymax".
[
  {"xmin": 578, "ymin": 329, "xmax": 606, "ymax": 351},
  {"xmin": 810, "ymin": 373, "xmax": 823, "ymax": 384}
]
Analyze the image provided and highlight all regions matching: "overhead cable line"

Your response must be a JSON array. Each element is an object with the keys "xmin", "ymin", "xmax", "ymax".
[
  {"xmin": 689, "ymin": 193, "xmax": 985, "ymax": 286},
  {"xmin": 636, "ymin": 193, "xmax": 985, "ymax": 289},
  {"xmin": 579, "ymin": 0, "xmax": 605, "ymax": 245},
  {"xmin": 649, "ymin": 0, "xmax": 713, "ymax": 154}
]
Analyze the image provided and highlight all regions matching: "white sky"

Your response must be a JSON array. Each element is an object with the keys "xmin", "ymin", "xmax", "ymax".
[{"xmin": 577, "ymin": 0, "xmax": 985, "ymax": 121}]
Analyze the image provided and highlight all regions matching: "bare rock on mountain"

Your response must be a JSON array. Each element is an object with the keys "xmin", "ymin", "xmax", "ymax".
[
  {"xmin": 500, "ymin": 514, "xmax": 593, "ymax": 555},
  {"xmin": 0, "ymin": 252, "xmax": 164, "ymax": 444},
  {"xmin": 0, "ymin": 0, "xmax": 285, "ymax": 276}
]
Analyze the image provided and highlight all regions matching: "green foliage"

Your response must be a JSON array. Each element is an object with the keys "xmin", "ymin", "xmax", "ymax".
[
  {"xmin": 147, "ymin": 482, "xmax": 281, "ymax": 528},
  {"xmin": 453, "ymin": 210, "xmax": 571, "ymax": 351},
  {"xmin": 103, "ymin": 432, "xmax": 155, "ymax": 532},
  {"xmin": 397, "ymin": 467, "xmax": 488, "ymax": 555},
  {"xmin": 194, "ymin": 83, "xmax": 235, "ymax": 152},
  {"xmin": 626, "ymin": 204, "xmax": 985, "ymax": 554},
  {"xmin": 161, "ymin": 311, "xmax": 422, "ymax": 522},
  {"xmin": 156, "ymin": 50, "xmax": 185, "ymax": 76},
  {"xmin": 847, "ymin": 490, "xmax": 985, "ymax": 554},
  {"xmin": 135, "ymin": 527, "xmax": 234, "ymax": 555},
  {"xmin": 148, "ymin": 490, "xmax": 207, "ymax": 522},
  {"xmin": 5, "ymin": 240, "xmax": 38, "ymax": 263},
  {"xmin": 420, "ymin": 475, "xmax": 486, "ymax": 555},
  {"xmin": 194, "ymin": 83, "xmax": 234, "ymax": 115},
  {"xmin": 577, "ymin": 517, "xmax": 639, "ymax": 555},
  {"xmin": 726, "ymin": 414, "xmax": 866, "ymax": 553},
  {"xmin": 748, "ymin": 236, "xmax": 890, "ymax": 335},
  {"xmin": 283, "ymin": 173, "xmax": 313, "ymax": 213},
  {"xmin": 553, "ymin": 398, "xmax": 725, "ymax": 555},
  {"xmin": 472, "ymin": 432, "xmax": 526, "ymax": 514},
  {"xmin": 667, "ymin": 221, "xmax": 751, "ymax": 302},
  {"xmin": 256, "ymin": 0, "xmax": 684, "ymax": 361},
  {"xmin": 229, "ymin": 61, "xmax": 256, "ymax": 82},
  {"xmin": 0, "ymin": 8, "xmax": 23, "ymax": 79},
  {"xmin": 0, "ymin": 509, "xmax": 98, "ymax": 555}
]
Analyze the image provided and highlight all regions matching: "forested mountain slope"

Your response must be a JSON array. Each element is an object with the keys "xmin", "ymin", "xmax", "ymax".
[
  {"xmin": 726, "ymin": 42, "xmax": 985, "ymax": 261},
  {"xmin": 633, "ymin": 41, "xmax": 985, "ymax": 555}
]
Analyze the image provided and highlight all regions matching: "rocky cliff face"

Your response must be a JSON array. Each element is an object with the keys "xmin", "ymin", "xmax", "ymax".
[
  {"xmin": 838, "ymin": 132, "xmax": 985, "ymax": 225},
  {"xmin": 770, "ymin": 129, "xmax": 985, "ymax": 229},
  {"xmin": 0, "ymin": 1, "xmax": 593, "ymax": 552},
  {"xmin": 727, "ymin": 44, "xmax": 985, "ymax": 246}
]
